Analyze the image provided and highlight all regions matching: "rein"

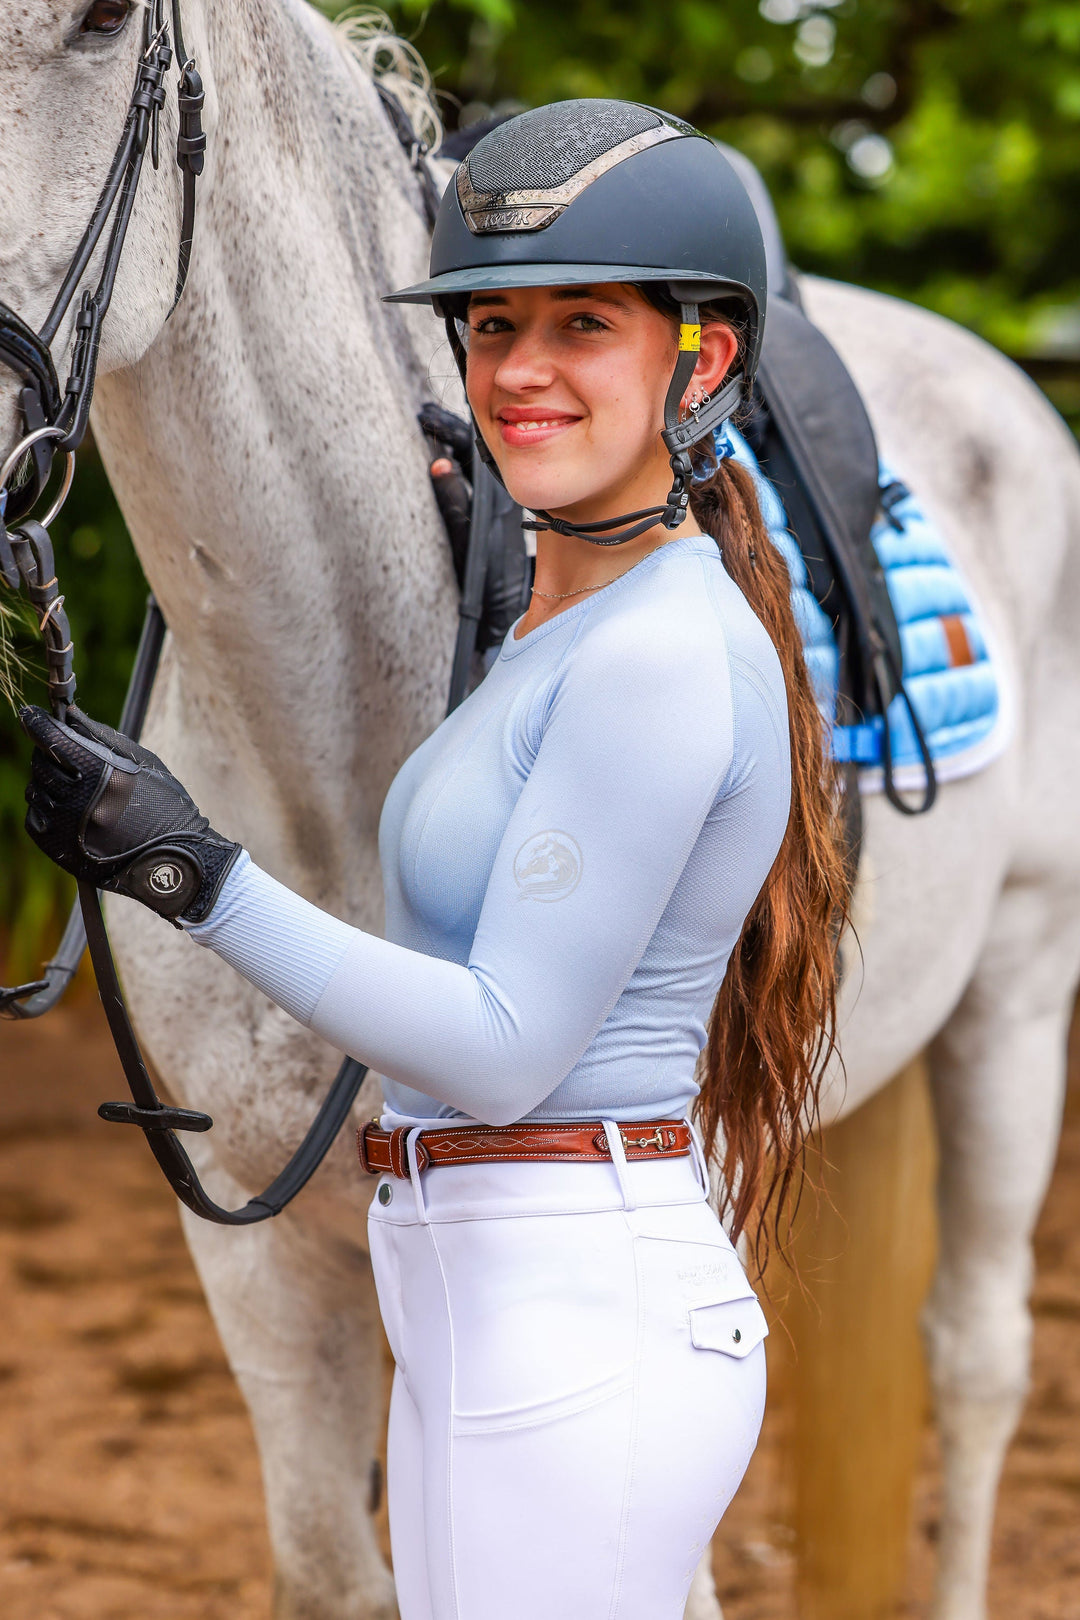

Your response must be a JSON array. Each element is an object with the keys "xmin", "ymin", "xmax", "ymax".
[{"xmin": 0, "ymin": 33, "xmax": 458, "ymax": 1223}]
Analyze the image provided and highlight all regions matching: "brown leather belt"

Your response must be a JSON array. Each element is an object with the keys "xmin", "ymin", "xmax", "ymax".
[{"xmin": 358, "ymin": 1118, "xmax": 692, "ymax": 1180}]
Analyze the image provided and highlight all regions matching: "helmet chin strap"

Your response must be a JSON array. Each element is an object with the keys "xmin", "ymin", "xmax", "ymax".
[{"xmin": 442, "ymin": 305, "xmax": 744, "ymax": 548}]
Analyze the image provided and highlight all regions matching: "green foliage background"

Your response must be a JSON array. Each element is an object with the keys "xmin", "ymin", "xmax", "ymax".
[
  {"xmin": 3, "ymin": 0, "xmax": 1080, "ymax": 977},
  {"xmin": 0, "ymin": 452, "xmax": 148, "ymax": 978}
]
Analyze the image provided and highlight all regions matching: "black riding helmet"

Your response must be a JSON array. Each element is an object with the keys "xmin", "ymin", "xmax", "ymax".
[{"xmin": 386, "ymin": 99, "xmax": 769, "ymax": 545}]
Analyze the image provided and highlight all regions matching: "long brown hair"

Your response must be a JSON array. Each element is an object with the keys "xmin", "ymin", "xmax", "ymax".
[
  {"xmin": 640, "ymin": 287, "xmax": 849, "ymax": 1272},
  {"xmin": 690, "ymin": 447, "xmax": 848, "ymax": 1273}
]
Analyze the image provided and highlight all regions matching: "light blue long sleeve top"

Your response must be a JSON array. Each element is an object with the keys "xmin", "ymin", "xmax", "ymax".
[{"xmin": 187, "ymin": 531, "xmax": 790, "ymax": 1126}]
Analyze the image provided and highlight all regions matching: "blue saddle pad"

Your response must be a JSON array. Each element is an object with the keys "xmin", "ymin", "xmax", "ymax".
[{"xmin": 719, "ymin": 424, "xmax": 1007, "ymax": 791}]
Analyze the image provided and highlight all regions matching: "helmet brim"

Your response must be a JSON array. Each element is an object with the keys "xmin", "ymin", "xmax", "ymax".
[{"xmin": 382, "ymin": 263, "xmax": 748, "ymax": 306}]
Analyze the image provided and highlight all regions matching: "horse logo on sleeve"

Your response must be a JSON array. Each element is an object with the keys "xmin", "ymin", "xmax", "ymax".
[{"xmin": 513, "ymin": 831, "xmax": 583, "ymax": 902}]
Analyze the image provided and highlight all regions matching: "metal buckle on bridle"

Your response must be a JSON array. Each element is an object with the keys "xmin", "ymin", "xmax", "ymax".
[{"xmin": 143, "ymin": 18, "xmax": 169, "ymax": 60}]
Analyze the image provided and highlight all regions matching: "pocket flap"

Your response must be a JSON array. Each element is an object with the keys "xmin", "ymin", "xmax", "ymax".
[{"xmin": 689, "ymin": 1297, "xmax": 769, "ymax": 1359}]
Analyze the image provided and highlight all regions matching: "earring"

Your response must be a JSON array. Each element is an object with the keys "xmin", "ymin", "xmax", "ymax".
[{"xmin": 680, "ymin": 387, "xmax": 709, "ymax": 423}]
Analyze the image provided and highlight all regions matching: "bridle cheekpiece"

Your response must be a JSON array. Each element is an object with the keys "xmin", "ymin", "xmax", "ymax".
[{"xmin": 0, "ymin": 0, "xmax": 204, "ymax": 527}]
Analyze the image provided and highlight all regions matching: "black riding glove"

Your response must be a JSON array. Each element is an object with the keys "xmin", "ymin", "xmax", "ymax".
[{"xmin": 21, "ymin": 705, "xmax": 242, "ymax": 924}]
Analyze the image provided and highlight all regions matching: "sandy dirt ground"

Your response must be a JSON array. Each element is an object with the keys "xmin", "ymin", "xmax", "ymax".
[{"xmin": 1, "ymin": 996, "xmax": 1077, "ymax": 1619}]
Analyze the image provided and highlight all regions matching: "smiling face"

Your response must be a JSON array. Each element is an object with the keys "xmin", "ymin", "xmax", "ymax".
[{"xmin": 464, "ymin": 284, "xmax": 737, "ymax": 525}]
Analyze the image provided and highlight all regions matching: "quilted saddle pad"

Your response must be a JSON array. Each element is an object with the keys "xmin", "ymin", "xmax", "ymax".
[{"xmin": 721, "ymin": 424, "xmax": 1011, "ymax": 794}]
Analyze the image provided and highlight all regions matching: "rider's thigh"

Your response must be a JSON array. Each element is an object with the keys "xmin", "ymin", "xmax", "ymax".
[{"xmin": 375, "ymin": 1195, "xmax": 766, "ymax": 1620}]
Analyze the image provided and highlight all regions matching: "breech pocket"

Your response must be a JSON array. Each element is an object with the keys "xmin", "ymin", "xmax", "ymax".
[
  {"xmin": 630, "ymin": 1215, "xmax": 769, "ymax": 1444},
  {"xmin": 629, "ymin": 1201, "xmax": 769, "ymax": 1359},
  {"xmin": 628, "ymin": 1199, "xmax": 756, "ymax": 1308},
  {"xmin": 689, "ymin": 1296, "xmax": 769, "ymax": 1359},
  {"xmin": 439, "ymin": 1210, "xmax": 638, "ymax": 1430}
]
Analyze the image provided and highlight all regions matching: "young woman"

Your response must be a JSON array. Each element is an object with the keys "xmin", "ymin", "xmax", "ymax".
[{"xmin": 22, "ymin": 101, "xmax": 845, "ymax": 1620}]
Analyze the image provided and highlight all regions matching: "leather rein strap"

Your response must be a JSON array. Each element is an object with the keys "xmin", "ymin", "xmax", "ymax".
[
  {"xmin": 84, "ymin": 880, "xmax": 369, "ymax": 1225},
  {"xmin": 0, "ymin": 575, "xmax": 370, "ymax": 1225}
]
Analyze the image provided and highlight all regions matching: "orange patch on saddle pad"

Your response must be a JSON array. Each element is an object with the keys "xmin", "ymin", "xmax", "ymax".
[{"xmin": 941, "ymin": 613, "xmax": 975, "ymax": 667}]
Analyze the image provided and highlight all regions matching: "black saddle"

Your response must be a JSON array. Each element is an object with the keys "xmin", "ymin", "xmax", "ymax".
[
  {"xmin": 423, "ymin": 133, "xmax": 932, "ymax": 818},
  {"xmin": 716, "ymin": 145, "xmax": 903, "ymax": 745}
]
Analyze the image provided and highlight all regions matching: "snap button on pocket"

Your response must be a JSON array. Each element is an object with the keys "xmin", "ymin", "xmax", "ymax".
[
  {"xmin": 378, "ymin": 1182, "xmax": 393, "ymax": 1206},
  {"xmin": 689, "ymin": 1296, "xmax": 768, "ymax": 1358}
]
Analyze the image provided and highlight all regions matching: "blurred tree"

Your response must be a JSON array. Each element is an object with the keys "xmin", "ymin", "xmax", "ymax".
[
  {"xmin": 3, "ymin": 0, "xmax": 1079, "ymax": 975},
  {"xmin": 372, "ymin": 0, "xmax": 1080, "ymax": 390}
]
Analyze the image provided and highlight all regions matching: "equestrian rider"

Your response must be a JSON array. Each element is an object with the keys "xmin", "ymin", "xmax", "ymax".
[{"xmin": 22, "ymin": 100, "xmax": 846, "ymax": 1620}]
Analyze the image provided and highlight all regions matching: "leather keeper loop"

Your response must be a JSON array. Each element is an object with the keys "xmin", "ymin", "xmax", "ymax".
[
  {"xmin": 388, "ymin": 1127, "xmax": 410, "ymax": 1179},
  {"xmin": 357, "ymin": 1120, "xmax": 378, "ymax": 1175}
]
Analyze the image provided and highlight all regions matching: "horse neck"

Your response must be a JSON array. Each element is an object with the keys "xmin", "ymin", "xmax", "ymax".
[{"xmin": 90, "ymin": 0, "xmax": 456, "ymax": 899}]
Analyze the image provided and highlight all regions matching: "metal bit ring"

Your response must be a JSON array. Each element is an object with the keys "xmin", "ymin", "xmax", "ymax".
[
  {"xmin": 39, "ymin": 451, "xmax": 76, "ymax": 527},
  {"xmin": 0, "ymin": 424, "xmax": 65, "ymax": 492},
  {"xmin": 0, "ymin": 427, "xmax": 76, "ymax": 531}
]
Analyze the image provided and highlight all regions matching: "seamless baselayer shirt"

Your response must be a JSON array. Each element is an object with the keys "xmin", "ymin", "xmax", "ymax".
[{"xmin": 188, "ymin": 531, "xmax": 791, "ymax": 1126}]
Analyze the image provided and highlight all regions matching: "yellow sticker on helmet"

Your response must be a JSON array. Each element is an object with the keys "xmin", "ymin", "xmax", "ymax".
[{"xmin": 678, "ymin": 323, "xmax": 701, "ymax": 352}]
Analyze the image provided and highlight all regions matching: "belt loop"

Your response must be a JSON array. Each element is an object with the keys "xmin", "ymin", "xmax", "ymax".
[
  {"xmin": 601, "ymin": 1117, "xmax": 636, "ymax": 1212},
  {"xmin": 687, "ymin": 1116, "xmax": 711, "ymax": 1197},
  {"xmin": 406, "ymin": 1128, "xmax": 430, "ymax": 1224}
]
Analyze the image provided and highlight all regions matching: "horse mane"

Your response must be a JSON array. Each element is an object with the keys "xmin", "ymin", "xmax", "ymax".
[{"xmin": 330, "ymin": 7, "xmax": 443, "ymax": 155}]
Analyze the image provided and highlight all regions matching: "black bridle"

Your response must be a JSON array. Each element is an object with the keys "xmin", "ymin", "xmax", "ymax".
[
  {"xmin": 0, "ymin": 26, "xmax": 474, "ymax": 1225},
  {"xmin": 0, "ymin": 0, "xmax": 205, "ymax": 525},
  {"xmin": 0, "ymin": 0, "xmax": 208, "ymax": 1017}
]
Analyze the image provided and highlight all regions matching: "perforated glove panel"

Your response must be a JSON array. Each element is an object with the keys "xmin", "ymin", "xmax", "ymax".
[{"xmin": 21, "ymin": 705, "xmax": 242, "ymax": 923}]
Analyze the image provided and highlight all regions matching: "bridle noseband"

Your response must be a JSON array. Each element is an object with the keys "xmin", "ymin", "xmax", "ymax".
[{"xmin": 0, "ymin": 0, "xmax": 204, "ymax": 524}]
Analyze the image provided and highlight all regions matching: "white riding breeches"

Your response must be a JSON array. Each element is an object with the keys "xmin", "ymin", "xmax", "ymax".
[{"xmin": 368, "ymin": 1125, "xmax": 768, "ymax": 1620}]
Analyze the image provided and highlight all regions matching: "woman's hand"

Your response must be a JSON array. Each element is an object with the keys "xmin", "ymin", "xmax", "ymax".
[{"xmin": 21, "ymin": 705, "xmax": 242, "ymax": 924}]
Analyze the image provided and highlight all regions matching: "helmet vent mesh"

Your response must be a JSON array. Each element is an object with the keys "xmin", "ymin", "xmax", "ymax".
[{"xmin": 466, "ymin": 101, "xmax": 662, "ymax": 195}]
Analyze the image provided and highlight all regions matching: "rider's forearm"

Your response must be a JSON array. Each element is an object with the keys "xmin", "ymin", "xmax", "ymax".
[
  {"xmin": 181, "ymin": 852, "xmax": 357, "ymax": 1022},
  {"xmin": 186, "ymin": 852, "xmax": 584, "ymax": 1125}
]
